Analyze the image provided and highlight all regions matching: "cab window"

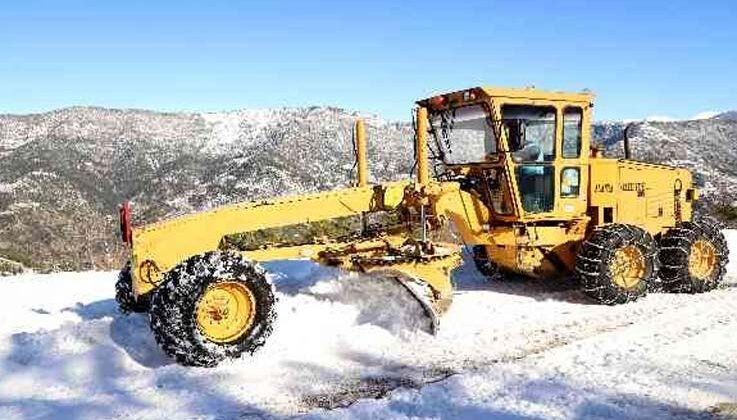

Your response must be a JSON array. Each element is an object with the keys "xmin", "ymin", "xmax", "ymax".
[
  {"xmin": 502, "ymin": 105, "xmax": 556, "ymax": 163},
  {"xmin": 484, "ymin": 167, "xmax": 514, "ymax": 215},
  {"xmin": 562, "ymin": 107, "xmax": 583, "ymax": 158},
  {"xmin": 516, "ymin": 165, "xmax": 555, "ymax": 213},
  {"xmin": 561, "ymin": 167, "xmax": 580, "ymax": 197},
  {"xmin": 428, "ymin": 105, "xmax": 497, "ymax": 164}
]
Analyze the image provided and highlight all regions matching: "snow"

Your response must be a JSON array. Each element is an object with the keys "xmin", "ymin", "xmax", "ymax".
[
  {"xmin": 1, "ymin": 234, "xmax": 737, "ymax": 419},
  {"xmin": 0, "ymin": 181, "xmax": 20, "ymax": 194},
  {"xmin": 644, "ymin": 111, "xmax": 722, "ymax": 122},
  {"xmin": 201, "ymin": 109, "xmax": 280, "ymax": 151},
  {"xmin": 644, "ymin": 115, "xmax": 677, "ymax": 122},
  {"xmin": 690, "ymin": 111, "xmax": 721, "ymax": 120}
]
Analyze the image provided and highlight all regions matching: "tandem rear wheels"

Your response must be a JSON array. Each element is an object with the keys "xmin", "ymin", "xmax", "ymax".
[{"xmin": 575, "ymin": 218, "xmax": 728, "ymax": 305}]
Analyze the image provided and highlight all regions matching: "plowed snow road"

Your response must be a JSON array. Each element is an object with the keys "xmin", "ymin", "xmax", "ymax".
[{"xmin": 1, "ymin": 232, "xmax": 736, "ymax": 419}]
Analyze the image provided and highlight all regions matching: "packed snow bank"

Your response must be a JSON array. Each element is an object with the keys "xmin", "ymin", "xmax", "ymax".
[{"xmin": 1, "ymin": 233, "xmax": 736, "ymax": 419}]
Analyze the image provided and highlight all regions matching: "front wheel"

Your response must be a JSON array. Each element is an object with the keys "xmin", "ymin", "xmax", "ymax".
[
  {"xmin": 149, "ymin": 252, "xmax": 277, "ymax": 367},
  {"xmin": 576, "ymin": 224, "xmax": 659, "ymax": 305},
  {"xmin": 472, "ymin": 245, "xmax": 498, "ymax": 278}
]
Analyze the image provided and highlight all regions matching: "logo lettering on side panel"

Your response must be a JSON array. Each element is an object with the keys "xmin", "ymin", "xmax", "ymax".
[
  {"xmin": 621, "ymin": 182, "xmax": 646, "ymax": 192},
  {"xmin": 594, "ymin": 183, "xmax": 614, "ymax": 193}
]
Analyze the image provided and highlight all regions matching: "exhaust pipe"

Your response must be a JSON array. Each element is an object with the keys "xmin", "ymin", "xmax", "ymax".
[
  {"xmin": 416, "ymin": 107, "xmax": 429, "ymax": 186},
  {"xmin": 623, "ymin": 123, "xmax": 634, "ymax": 159},
  {"xmin": 355, "ymin": 119, "xmax": 368, "ymax": 187}
]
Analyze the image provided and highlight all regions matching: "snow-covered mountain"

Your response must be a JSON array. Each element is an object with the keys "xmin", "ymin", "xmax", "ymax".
[
  {"xmin": 714, "ymin": 110, "xmax": 737, "ymax": 121},
  {"xmin": 0, "ymin": 107, "xmax": 736, "ymax": 271}
]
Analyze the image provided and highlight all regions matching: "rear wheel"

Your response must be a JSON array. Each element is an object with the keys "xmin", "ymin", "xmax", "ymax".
[
  {"xmin": 149, "ymin": 252, "xmax": 277, "ymax": 367},
  {"xmin": 576, "ymin": 224, "xmax": 659, "ymax": 304},
  {"xmin": 658, "ymin": 216, "xmax": 728, "ymax": 293}
]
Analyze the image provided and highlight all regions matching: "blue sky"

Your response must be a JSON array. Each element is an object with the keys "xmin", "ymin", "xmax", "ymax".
[{"xmin": 0, "ymin": 0, "xmax": 735, "ymax": 121}]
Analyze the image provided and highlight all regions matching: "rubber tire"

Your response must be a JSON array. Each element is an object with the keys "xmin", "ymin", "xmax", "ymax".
[
  {"xmin": 115, "ymin": 262, "xmax": 150, "ymax": 313},
  {"xmin": 576, "ymin": 224, "xmax": 659, "ymax": 305},
  {"xmin": 149, "ymin": 252, "xmax": 277, "ymax": 367},
  {"xmin": 658, "ymin": 215, "xmax": 729, "ymax": 293},
  {"xmin": 472, "ymin": 245, "xmax": 498, "ymax": 278}
]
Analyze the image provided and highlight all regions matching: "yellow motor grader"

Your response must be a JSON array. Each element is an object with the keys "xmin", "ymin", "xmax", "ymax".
[{"xmin": 116, "ymin": 86, "xmax": 728, "ymax": 367}]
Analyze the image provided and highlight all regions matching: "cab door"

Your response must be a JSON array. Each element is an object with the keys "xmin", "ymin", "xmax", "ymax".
[
  {"xmin": 501, "ymin": 104, "xmax": 557, "ymax": 217},
  {"xmin": 500, "ymin": 102, "xmax": 590, "ymax": 221},
  {"xmin": 556, "ymin": 105, "xmax": 590, "ymax": 218}
]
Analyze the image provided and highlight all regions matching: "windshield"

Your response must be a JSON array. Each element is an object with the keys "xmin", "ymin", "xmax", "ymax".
[{"xmin": 429, "ymin": 105, "xmax": 497, "ymax": 164}]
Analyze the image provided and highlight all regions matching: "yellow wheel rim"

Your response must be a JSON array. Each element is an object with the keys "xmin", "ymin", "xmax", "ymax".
[
  {"xmin": 195, "ymin": 281, "xmax": 256, "ymax": 343},
  {"xmin": 688, "ymin": 239, "xmax": 717, "ymax": 280},
  {"xmin": 610, "ymin": 245, "xmax": 646, "ymax": 289}
]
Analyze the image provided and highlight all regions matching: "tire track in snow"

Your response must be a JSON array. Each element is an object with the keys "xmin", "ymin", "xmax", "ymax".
[{"xmin": 298, "ymin": 285, "xmax": 737, "ymax": 412}]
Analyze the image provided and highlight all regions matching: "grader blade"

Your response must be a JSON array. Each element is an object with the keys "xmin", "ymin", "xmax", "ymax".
[
  {"xmin": 317, "ymin": 270, "xmax": 439, "ymax": 335},
  {"xmin": 369, "ymin": 269, "xmax": 440, "ymax": 334}
]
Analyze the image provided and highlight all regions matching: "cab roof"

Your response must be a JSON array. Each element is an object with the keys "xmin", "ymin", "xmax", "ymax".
[
  {"xmin": 482, "ymin": 86, "xmax": 594, "ymax": 103},
  {"xmin": 417, "ymin": 86, "xmax": 595, "ymax": 107}
]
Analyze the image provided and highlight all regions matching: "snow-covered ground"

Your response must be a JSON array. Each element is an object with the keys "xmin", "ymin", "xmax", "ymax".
[{"xmin": 1, "ymin": 233, "xmax": 736, "ymax": 419}]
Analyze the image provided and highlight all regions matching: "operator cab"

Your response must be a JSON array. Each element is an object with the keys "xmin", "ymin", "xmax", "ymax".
[{"xmin": 418, "ymin": 86, "xmax": 593, "ymax": 222}]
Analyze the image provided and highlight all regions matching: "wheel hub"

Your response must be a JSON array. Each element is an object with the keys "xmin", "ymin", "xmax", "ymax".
[
  {"xmin": 610, "ymin": 245, "xmax": 645, "ymax": 289},
  {"xmin": 689, "ymin": 239, "xmax": 717, "ymax": 280},
  {"xmin": 195, "ymin": 281, "xmax": 256, "ymax": 343}
]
